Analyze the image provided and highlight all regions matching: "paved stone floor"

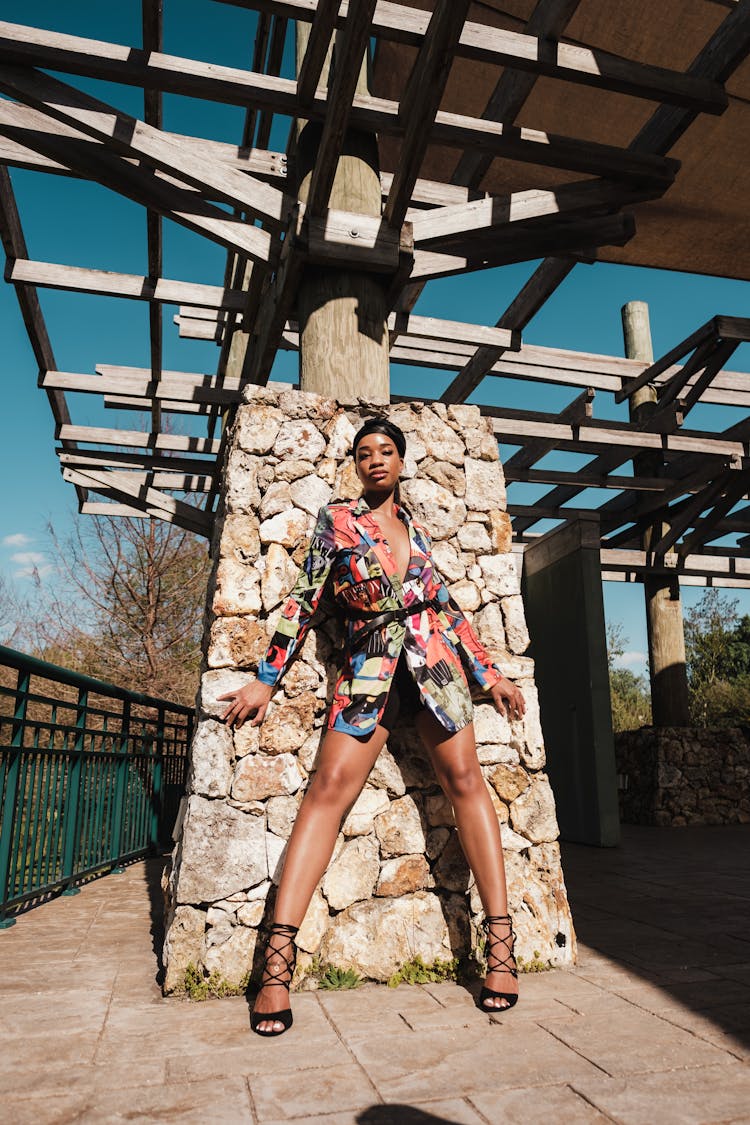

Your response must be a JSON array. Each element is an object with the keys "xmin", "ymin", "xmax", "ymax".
[{"xmin": 2, "ymin": 824, "xmax": 749, "ymax": 1124}]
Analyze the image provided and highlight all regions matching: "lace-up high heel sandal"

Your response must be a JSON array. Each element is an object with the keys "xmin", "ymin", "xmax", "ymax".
[
  {"xmin": 478, "ymin": 913, "xmax": 519, "ymax": 1014},
  {"xmin": 251, "ymin": 922, "xmax": 299, "ymax": 1037}
]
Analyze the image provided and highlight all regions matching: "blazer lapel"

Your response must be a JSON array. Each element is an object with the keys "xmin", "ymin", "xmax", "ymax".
[{"xmin": 351, "ymin": 499, "xmax": 402, "ymax": 596}]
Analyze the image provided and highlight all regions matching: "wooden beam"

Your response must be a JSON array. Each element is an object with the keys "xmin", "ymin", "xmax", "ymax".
[
  {"xmin": 0, "ymin": 65, "xmax": 293, "ymax": 227},
  {"xmin": 296, "ymin": 0, "xmax": 340, "ymax": 103},
  {"xmin": 218, "ymin": 1, "xmax": 728, "ymax": 112},
  {"xmin": 383, "ymin": 0, "xmax": 471, "ymax": 230},
  {"xmin": 7, "ymin": 259, "xmax": 248, "ymax": 312},
  {"xmin": 0, "ymin": 23, "xmax": 679, "ymax": 184},
  {"xmin": 57, "ymin": 425, "xmax": 222, "ymax": 455},
  {"xmin": 505, "ymin": 467, "xmax": 680, "ymax": 493},
  {"xmin": 57, "ymin": 447, "xmax": 217, "ymax": 475},
  {"xmin": 303, "ymin": 0, "xmax": 377, "ymax": 216},
  {"xmin": 64, "ymin": 466, "xmax": 212, "ymax": 537},
  {"xmin": 679, "ymin": 473, "xmax": 750, "ymax": 556},
  {"xmin": 0, "ymin": 99, "xmax": 278, "ymax": 264},
  {"xmin": 410, "ymin": 179, "xmax": 663, "ymax": 251},
  {"xmin": 504, "ymin": 387, "xmax": 595, "ymax": 471}
]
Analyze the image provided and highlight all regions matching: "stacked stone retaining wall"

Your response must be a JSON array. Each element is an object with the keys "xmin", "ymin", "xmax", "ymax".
[
  {"xmin": 616, "ymin": 726, "xmax": 750, "ymax": 826},
  {"xmin": 162, "ymin": 386, "xmax": 575, "ymax": 993}
]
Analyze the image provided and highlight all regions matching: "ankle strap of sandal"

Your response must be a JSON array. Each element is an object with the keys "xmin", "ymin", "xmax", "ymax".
[
  {"xmin": 260, "ymin": 922, "xmax": 299, "ymax": 989},
  {"xmin": 481, "ymin": 914, "xmax": 517, "ymax": 978}
]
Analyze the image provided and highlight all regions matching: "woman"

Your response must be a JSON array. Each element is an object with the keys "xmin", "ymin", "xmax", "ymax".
[{"xmin": 219, "ymin": 418, "xmax": 525, "ymax": 1036}]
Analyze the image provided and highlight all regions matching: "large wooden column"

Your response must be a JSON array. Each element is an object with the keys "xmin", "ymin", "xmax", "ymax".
[
  {"xmin": 622, "ymin": 301, "xmax": 690, "ymax": 726},
  {"xmin": 294, "ymin": 23, "xmax": 390, "ymax": 403}
]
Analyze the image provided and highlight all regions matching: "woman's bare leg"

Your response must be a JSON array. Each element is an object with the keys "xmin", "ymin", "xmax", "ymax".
[
  {"xmin": 254, "ymin": 724, "xmax": 389, "ymax": 1032},
  {"xmin": 416, "ymin": 709, "xmax": 518, "ymax": 1010}
]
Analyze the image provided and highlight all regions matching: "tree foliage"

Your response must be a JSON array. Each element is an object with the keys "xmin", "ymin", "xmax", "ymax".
[
  {"xmin": 14, "ymin": 515, "xmax": 211, "ymax": 707},
  {"xmin": 606, "ymin": 622, "xmax": 652, "ymax": 732},
  {"xmin": 685, "ymin": 590, "xmax": 750, "ymax": 726}
]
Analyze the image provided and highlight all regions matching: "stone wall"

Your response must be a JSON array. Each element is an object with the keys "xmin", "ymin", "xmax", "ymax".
[
  {"xmin": 162, "ymin": 386, "xmax": 576, "ymax": 993},
  {"xmin": 616, "ymin": 726, "xmax": 750, "ymax": 826}
]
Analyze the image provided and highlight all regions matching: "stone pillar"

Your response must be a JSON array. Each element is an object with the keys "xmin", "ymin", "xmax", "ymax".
[
  {"xmin": 162, "ymin": 389, "xmax": 575, "ymax": 993},
  {"xmin": 622, "ymin": 301, "xmax": 691, "ymax": 727}
]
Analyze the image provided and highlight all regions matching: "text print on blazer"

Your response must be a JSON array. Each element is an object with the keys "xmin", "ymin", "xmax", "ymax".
[{"xmin": 257, "ymin": 497, "xmax": 504, "ymax": 738}]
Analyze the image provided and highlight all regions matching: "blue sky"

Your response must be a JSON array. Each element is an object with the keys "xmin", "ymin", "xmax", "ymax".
[{"xmin": 2, "ymin": 0, "xmax": 749, "ymax": 671}]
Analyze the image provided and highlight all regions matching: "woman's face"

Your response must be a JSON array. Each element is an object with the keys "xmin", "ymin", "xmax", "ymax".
[{"xmin": 354, "ymin": 432, "xmax": 404, "ymax": 493}]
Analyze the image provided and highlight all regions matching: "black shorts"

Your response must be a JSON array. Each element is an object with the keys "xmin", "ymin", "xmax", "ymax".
[{"xmin": 379, "ymin": 651, "xmax": 425, "ymax": 732}]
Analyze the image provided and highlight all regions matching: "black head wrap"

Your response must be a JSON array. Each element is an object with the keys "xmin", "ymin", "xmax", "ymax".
[{"xmin": 351, "ymin": 417, "xmax": 407, "ymax": 459}]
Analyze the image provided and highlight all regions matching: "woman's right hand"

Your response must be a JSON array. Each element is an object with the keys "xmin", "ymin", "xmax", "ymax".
[{"xmin": 217, "ymin": 680, "xmax": 274, "ymax": 727}]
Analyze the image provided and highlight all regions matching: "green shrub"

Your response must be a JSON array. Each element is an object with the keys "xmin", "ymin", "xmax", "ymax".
[{"xmin": 387, "ymin": 954, "xmax": 459, "ymax": 988}]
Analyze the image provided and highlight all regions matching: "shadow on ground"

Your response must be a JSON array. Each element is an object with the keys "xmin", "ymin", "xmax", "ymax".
[{"xmin": 561, "ymin": 823, "xmax": 750, "ymax": 1051}]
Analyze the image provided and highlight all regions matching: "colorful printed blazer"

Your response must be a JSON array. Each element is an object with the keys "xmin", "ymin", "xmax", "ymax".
[{"xmin": 257, "ymin": 497, "xmax": 504, "ymax": 737}]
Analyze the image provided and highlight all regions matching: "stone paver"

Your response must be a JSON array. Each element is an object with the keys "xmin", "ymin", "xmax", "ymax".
[{"xmin": 0, "ymin": 824, "xmax": 748, "ymax": 1123}]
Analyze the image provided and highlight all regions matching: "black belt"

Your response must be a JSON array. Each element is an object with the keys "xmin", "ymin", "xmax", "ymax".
[{"xmin": 349, "ymin": 598, "xmax": 441, "ymax": 645}]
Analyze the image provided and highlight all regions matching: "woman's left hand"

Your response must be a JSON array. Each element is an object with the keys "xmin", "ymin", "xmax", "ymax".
[{"xmin": 490, "ymin": 676, "xmax": 525, "ymax": 720}]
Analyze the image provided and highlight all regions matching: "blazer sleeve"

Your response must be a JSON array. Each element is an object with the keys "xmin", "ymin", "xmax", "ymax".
[
  {"xmin": 433, "ymin": 579, "xmax": 504, "ymax": 692},
  {"xmin": 256, "ymin": 505, "xmax": 338, "ymax": 687}
]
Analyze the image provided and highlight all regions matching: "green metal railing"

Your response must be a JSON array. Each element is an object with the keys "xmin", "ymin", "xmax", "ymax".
[{"xmin": 0, "ymin": 646, "xmax": 194, "ymax": 926}]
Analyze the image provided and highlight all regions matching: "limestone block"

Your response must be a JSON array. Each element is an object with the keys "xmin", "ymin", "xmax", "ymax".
[
  {"xmin": 162, "ymin": 905, "xmax": 206, "ymax": 993},
  {"xmin": 447, "ymin": 404, "xmax": 482, "ymax": 431},
  {"xmin": 261, "ymin": 542, "xmax": 299, "ymax": 612},
  {"xmin": 433, "ymin": 831, "xmax": 470, "ymax": 893},
  {"xmin": 259, "ymin": 480, "xmax": 292, "ymax": 519},
  {"xmin": 259, "ymin": 692, "xmax": 317, "ymax": 754},
  {"xmin": 502, "ymin": 595, "xmax": 531, "ymax": 654},
  {"xmin": 233, "ymin": 723, "xmax": 261, "ymax": 759},
  {"xmin": 206, "ymin": 905, "xmax": 233, "ymax": 928},
  {"xmin": 298, "ymin": 729, "xmax": 325, "ymax": 772},
  {"xmin": 204, "ymin": 925, "xmax": 259, "ymax": 985},
  {"xmin": 448, "ymin": 580, "xmax": 481, "ymax": 613},
  {"xmin": 325, "ymin": 413, "xmax": 356, "ymax": 459},
  {"xmin": 322, "ymin": 836, "xmax": 380, "ymax": 910},
  {"xmin": 199, "ymin": 669, "xmax": 252, "ymax": 719},
  {"xmin": 415, "ymin": 412, "xmax": 465, "ymax": 466},
  {"xmin": 479, "ymin": 555, "xmax": 520, "ymax": 597},
  {"xmin": 489, "ymin": 762, "xmax": 531, "ymax": 803},
  {"xmin": 290, "ymin": 475, "xmax": 332, "ymax": 517},
  {"xmin": 188, "ymin": 720, "xmax": 233, "ymax": 799},
  {"xmin": 212, "ymin": 558, "xmax": 262, "ymax": 616},
  {"xmin": 510, "ymin": 777, "xmax": 559, "ymax": 844},
  {"xmin": 236, "ymin": 899, "xmax": 264, "ymax": 927},
  {"xmin": 512, "ymin": 682, "xmax": 545, "ymax": 770},
  {"xmin": 174, "ymin": 796, "xmax": 267, "ymax": 903},
  {"xmin": 493, "ymin": 653, "xmax": 535, "ymax": 679},
  {"xmin": 208, "ymin": 616, "xmax": 268, "ymax": 669},
  {"xmin": 473, "ymin": 702, "xmax": 511, "ymax": 746},
  {"xmin": 423, "ymin": 460, "xmax": 466, "ymax": 496},
  {"xmin": 426, "ymin": 826, "xmax": 450, "ymax": 860},
  {"xmin": 464, "ymin": 458, "xmax": 505, "ymax": 511},
  {"xmin": 330, "ymin": 459, "xmax": 358, "ymax": 499},
  {"xmin": 234, "ymin": 404, "xmax": 283, "ymax": 454},
  {"xmin": 488, "ymin": 510, "xmax": 513, "ymax": 553},
  {"xmin": 376, "ymin": 854, "xmax": 431, "ymax": 897},
  {"xmin": 465, "ymin": 428, "xmax": 500, "ymax": 462},
  {"xmin": 224, "ymin": 449, "xmax": 261, "ymax": 513},
  {"xmin": 273, "ymin": 419, "xmax": 326, "ymax": 462},
  {"xmin": 342, "ymin": 787, "xmax": 390, "ymax": 836},
  {"xmin": 472, "ymin": 602, "xmax": 506, "ymax": 651},
  {"xmin": 283, "ymin": 660, "xmax": 322, "ymax": 695},
  {"xmin": 399, "ymin": 478, "xmax": 467, "ymax": 540},
  {"xmin": 431, "ymin": 540, "xmax": 466, "ymax": 583},
  {"xmin": 246, "ymin": 878, "xmax": 272, "ymax": 901},
  {"xmin": 266, "ymin": 794, "xmax": 301, "ymax": 838},
  {"xmin": 232, "ymin": 753, "xmax": 303, "ymax": 802},
  {"xmin": 500, "ymin": 822, "xmax": 532, "ymax": 852},
  {"xmin": 386, "ymin": 404, "xmax": 421, "ymax": 432},
  {"xmin": 317, "ymin": 457, "xmax": 336, "ymax": 485},
  {"xmin": 424, "ymin": 790, "xmax": 455, "ymax": 827},
  {"xmin": 276, "ymin": 458, "xmax": 315, "ymax": 482},
  {"xmin": 278, "ymin": 388, "xmax": 336, "ymax": 422},
  {"xmin": 368, "ymin": 745, "xmax": 407, "ymax": 796},
  {"xmin": 296, "ymin": 886, "xmax": 330, "ymax": 954},
  {"xmin": 266, "ymin": 832, "xmax": 287, "ymax": 884},
  {"xmin": 258, "ymin": 508, "xmax": 309, "ymax": 549},
  {"xmin": 216, "ymin": 513, "xmax": 260, "ymax": 565},
  {"xmin": 318, "ymin": 892, "xmax": 452, "ymax": 981},
  {"xmin": 374, "ymin": 794, "xmax": 426, "ymax": 857},
  {"xmin": 476, "ymin": 742, "xmax": 519, "ymax": 766},
  {"xmin": 457, "ymin": 521, "xmax": 491, "ymax": 552}
]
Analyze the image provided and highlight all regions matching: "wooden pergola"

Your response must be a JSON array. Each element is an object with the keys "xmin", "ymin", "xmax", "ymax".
[{"xmin": 1, "ymin": 1, "xmax": 750, "ymax": 590}]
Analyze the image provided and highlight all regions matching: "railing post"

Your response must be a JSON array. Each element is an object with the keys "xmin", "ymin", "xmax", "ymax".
[
  {"xmin": 150, "ymin": 704, "xmax": 165, "ymax": 853},
  {"xmin": 60, "ymin": 685, "xmax": 86, "ymax": 897},
  {"xmin": 109, "ymin": 698, "xmax": 129, "ymax": 874},
  {"xmin": 0, "ymin": 665, "xmax": 29, "ymax": 927}
]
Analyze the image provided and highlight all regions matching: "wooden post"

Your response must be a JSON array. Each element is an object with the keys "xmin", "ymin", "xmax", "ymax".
[
  {"xmin": 294, "ymin": 21, "xmax": 390, "ymax": 404},
  {"xmin": 622, "ymin": 300, "xmax": 691, "ymax": 726}
]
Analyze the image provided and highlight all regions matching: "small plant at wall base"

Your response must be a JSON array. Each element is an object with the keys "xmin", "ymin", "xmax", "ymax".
[
  {"xmin": 180, "ymin": 963, "xmax": 251, "ymax": 1000},
  {"xmin": 387, "ymin": 955, "xmax": 460, "ymax": 988},
  {"xmin": 318, "ymin": 964, "xmax": 362, "ymax": 990}
]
